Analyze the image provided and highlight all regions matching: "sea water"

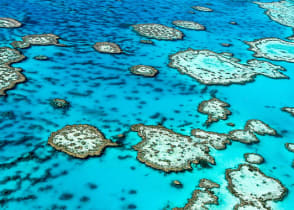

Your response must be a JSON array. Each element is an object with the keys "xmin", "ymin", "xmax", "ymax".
[{"xmin": 0, "ymin": 0, "xmax": 293, "ymax": 209}]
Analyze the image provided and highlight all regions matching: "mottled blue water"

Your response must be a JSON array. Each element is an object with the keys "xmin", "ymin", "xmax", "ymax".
[{"xmin": 0, "ymin": 0, "xmax": 293, "ymax": 209}]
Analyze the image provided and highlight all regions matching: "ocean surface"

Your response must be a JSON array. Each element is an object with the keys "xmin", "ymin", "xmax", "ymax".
[{"xmin": 0, "ymin": 0, "xmax": 293, "ymax": 209}]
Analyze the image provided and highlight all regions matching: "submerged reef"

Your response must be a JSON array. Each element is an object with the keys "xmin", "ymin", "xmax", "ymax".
[
  {"xmin": 246, "ymin": 38, "xmax": 294, "ymax": 63},
  {"xmin": 131, "ymin": 124, "xmax": 215, "ymax": 172},
  {"xmin": 229, "ymin": 120, "xmax": 277, "ymax": 144},
  {"xmin": 226, "ymin": 164, "xmax": 287, "ymax": 209},
  {"xmin": 11, "ymin": 34, "xmax": 64, "ymax": 49},
  {"xmin": 132, "ymin": 24, "xmax": 184, "ymax": 40},
  {"xmin": 168, "ymin": 49, "xmax": 287, "ymax": 86},
  {"xmin": 192, "ymin": 6, "xmax": 213, "ymax": 12},
  {"xmin": 0, "ymin": 18, "xmax": 21, "ymax": 28},
  {"xmin": 191, "ymin": 129, "xmax": 230, "ymax": 150},
  {"xmin": 50, "ymin": 98, "xmax": 70, "ymax": 109},
  {"xmin": 198, "ymin": 98, "xmax": 231, "ymax": 126},
  {"xmin": 281, "ymin": 107, "xmax": 294, "ymax": 116},
  {"xmin": 254, "ymin": 1, "xmax": 294, "ymax": 29},
  {"xmin": 48, "ymin": 125, "xmax": 118, "ymax": 158},
  {"xmin": 0, "ymin": 47, "xmax": 26, "ymax": 95},
  {"xmin": 93, "ymin": 42, "xmax": 123, "ymax": 54},
  {"xmin": 172, "ymin": 20, "xmax": 205, "ymax": 31},
  {"xmin": 244, "ymin": 153, "xmax": 264, "ymax": 164},
  {"xmin": 34, "ymin": 55, "xmax": 49, "ymax": 60},
  {"xmin": 130, "ymin": 65, "xmax": 158, "ymax": 77},
  {"xmin": 285, "ymin": 143, "xmax": 294, "ymax": 153}
]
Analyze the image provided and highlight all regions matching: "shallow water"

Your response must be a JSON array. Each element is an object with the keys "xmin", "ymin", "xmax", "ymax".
[{"xmin": 0, "ymin": 0, "xmax": 294, "ymax": 209}]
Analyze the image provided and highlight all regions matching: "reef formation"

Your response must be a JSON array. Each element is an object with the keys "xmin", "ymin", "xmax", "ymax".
[
  {"xmin": 93, "ymin": 42, "xmax": 123, "ymax": 54},
  {"xmin": 244, "ymin": 153, "xmax": 264, "ymax": 164},
  {"xmin": 0, "ymin": 18, "xmax": 21, "ymax": 28},
  {"xmin": 229, "ymin": 120, "xmax": 277, "ymax": 144},
  {"xmin": 48, "ymin": 125, "xmax": 118, "ymax": 158},
  {"xmin": 246, "ymin": 38, "xmax": 294, "ymax": 63},
  {"xmin": 168, "ymin": 49, "xmax": 287, "ymax": 86},
  {"xmin": 172, "ymin": 20, "xmax": 205, "ymax": 31},
  {"xmin": 174, "ymin": 179, "xmax": 219, "ymax": 209},
  {"xmin": 191, "ymin": 129, "xmax": 230, "ymax": 150},
  {"xmin": 132, "ymin": 24, "xmax": 184, "ymax": 40},
  {"xmin": 0, "ymin": 47, "xmax": 26, "ymax": 95},
  {"xmin": 281, "ymin": 107, "xmax": 294, "ymax": 116},
  {"xmin": 131, "ymin": 124, "xmax": 215, "ymax": 172},
  {"xmin": 198, "ymin": 98, "xmax": 231, "ymax": 126},
  {"xmin": 192, "ymin": 6, "xmax": 213, "ymax": 12},
  {"xmin": 254, "ymin": 1, "xmax": 294, "ymax": 29},
  {"xmin": 130, "ymin": 65, "xmax": 158, "ymax": 77},
  {"xmin": 226, "ymin": 164, "xmax": 287, "ymax": 209},
  {"xmin": 11, "ymin": 34, "xmax": 64, "ymax": 49}
]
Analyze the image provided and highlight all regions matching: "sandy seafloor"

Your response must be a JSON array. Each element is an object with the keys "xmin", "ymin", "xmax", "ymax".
[{"xmin": 0, "ymin": 0, "xmax": 294, "ymax": 209}]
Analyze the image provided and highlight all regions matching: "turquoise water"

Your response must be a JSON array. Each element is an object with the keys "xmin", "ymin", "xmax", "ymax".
[{"xmin": 0, "ymin": 0, "xmax": 294, "ymax": 209}]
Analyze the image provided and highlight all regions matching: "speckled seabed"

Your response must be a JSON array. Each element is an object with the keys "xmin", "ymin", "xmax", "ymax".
[{"xmin": 0, "ymin": 0, "xmax": 294, "ymax": 209}]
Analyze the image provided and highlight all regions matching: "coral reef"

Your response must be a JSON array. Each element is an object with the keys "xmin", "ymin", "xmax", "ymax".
[
  {"xmin": 244, "ymin": 153, "xmax": 264, "ymax": 164},
  {"xmin": 0, "ymin": 18, "xmax": 21, "ymax": 28},
  {"xmin": 229, "ymin": 120, "xmax": 277, "ymax": 144},
  {"xmin": 246, "ymin": 38, "xmax": 294, "ymax": 63},
  {"xmin": 285, "ymin": 143, "xmax": 294, "ymax": 153},
  {"xmin": 0, "ymin": 47, "xmax": 26, "ymax": 95},
  {"xmin": 198, "ymin": 179, "xmax": 220, "ymax": 189},
  {"xmin": 172, "ymin": 20, "xmax": 205, "ymax": 30},
  {"xmin": 130, "ymin": 65, "xmax": 158, "ymax": 77},
  {"xmin": 11, "ymin": 34, "xmax": 64, "ymax": 49},
  {"xmin": 191, "ymin": 129, "xmax": 230, "ymax": 150},
  {"xmin": 132, "ymin": 24, "xmax": 184, "ymax": 40},
  {"xmin": 93, "ymin": 42, "xmax": 122, "ymax": 54},
  {"xmin": 50, "ymin": 98, "xmax": 70, "ymax": 109},
  {"xmin": 198, "ymin": 98, "xmax": 231, "ymax": 126},
  {"xmin": 192, "ymin": 6, "xmax": 213, "ymax": 12},
  {"xmin": 48, "ymin": 125, "xmax": 118, "ymax": 158},
  {"xmin": 226, "ymin": 164, "xmax": 287, "ymax": 209},
  {"xmin": 168, "ymin": 49, "xmax": 287, "ymax": 85},
  {"xmin": 132, "ymin": 124, "xmax": 215, "ymax": 172},
  {"xmin": 281, "ymin": 107, "xmax": 294, "ymax": 116}
]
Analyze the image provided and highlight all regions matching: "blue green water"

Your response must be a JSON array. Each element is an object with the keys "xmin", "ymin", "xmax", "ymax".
[{"xmin": 0, "ymin": 0, "xmax": 294, "ymax": 209}]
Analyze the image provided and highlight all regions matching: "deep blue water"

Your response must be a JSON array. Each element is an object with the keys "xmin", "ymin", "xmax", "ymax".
[{"xmin": 0, "ymin": 0, "xmax": 294, "ymax": 209}]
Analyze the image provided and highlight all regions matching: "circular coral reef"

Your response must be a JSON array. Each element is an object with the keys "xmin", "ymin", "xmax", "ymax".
[
  {"xmin": 48, "ymin": 124, "xmax": 118, "ymax": 158},
  {"xmin": 0, "ymin": 18, "xmax": 21, "ymax": 28},
  {"xmin": 130, "ymin": 65, "xmax": 158, "ymax": 77},
  {"xmin": 132, "ymin": 23, "xmax": 184, "ymax": 40},
  {"xmin": 93, "ymin": 42, "xmax": 123, "ymax": 54}
]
